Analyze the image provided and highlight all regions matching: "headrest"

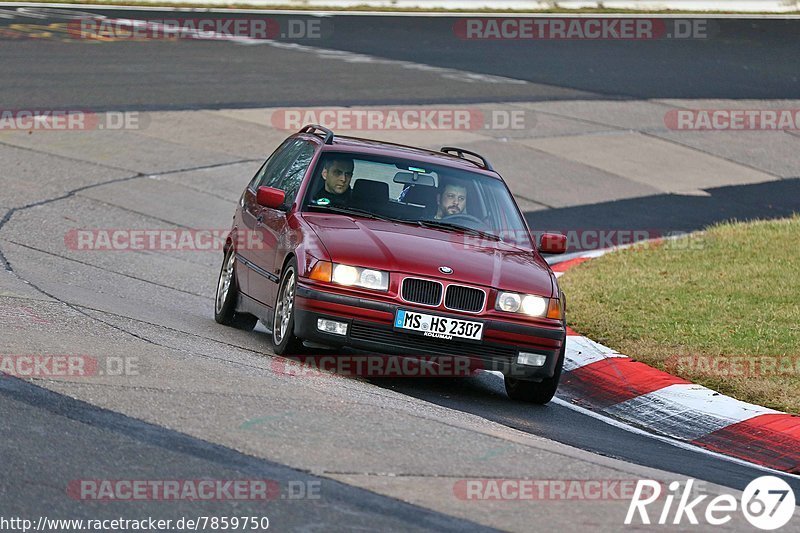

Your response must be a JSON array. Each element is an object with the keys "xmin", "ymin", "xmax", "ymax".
[
  {"xmin": 353, "ymin": 179, "xmax": 389, "ymax": 204},
  {"xmin": 402, "ymin": 184, "xmax": 437, "ymax": 206}
]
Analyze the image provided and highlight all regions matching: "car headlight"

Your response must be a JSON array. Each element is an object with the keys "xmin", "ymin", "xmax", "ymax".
[
  {"xmin": 496, "ymin": 291, "xmax": 562, "ymax": 319},
  {"xmin": 332, "ymin": 264, "xmax": 359, "ymax": 286},
  {"xmin": 310, "ymin": 260, "xmax": 389, "ymax": 291},
  {"xmin": 521, "ymin": 295, "xmax": 548, "ymax": 316},
  {"xmin": 496, "ymin": 292, "xmax": 521, "ymax": 313}
]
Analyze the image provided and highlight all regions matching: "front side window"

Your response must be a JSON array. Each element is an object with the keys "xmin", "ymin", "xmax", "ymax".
[
  {"xmin": 248, "ymin": 139, "xmax": 317, "ymax": 209},
  {"xmin": 248, "ymin": 139, "xmax": 291, "ymax": 190},
  {"xmin": 249, "ymin": 139, "xmax": 305, "ymax": 191},
  {"xmin": 273, "ymin": 141, "xmax": 316, "ymax": 208}
]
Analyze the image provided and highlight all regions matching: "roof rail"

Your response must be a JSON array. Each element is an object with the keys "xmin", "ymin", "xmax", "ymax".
[
  {"xmin": 440, "ymin": 147, "xmax": 494, "ymax": 171},
  {"xmin": 299, "ymin": 124, "xmax": 334, "ymax": 145}
]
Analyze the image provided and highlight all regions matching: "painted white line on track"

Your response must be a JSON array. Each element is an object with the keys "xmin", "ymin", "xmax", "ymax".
[
  {"xmin": 96, "ymin": 17, "xmax": 528, "ymax": 85},
  {"xmin": 240, "ymin": 40, "xmax": 528, "ymax": 84},
  {"xmin": 552, "ymin": 396, "xmax": 800, "ymax": 480},
  {"xmin": 563, "ymin": 335, "xmax": 627, "ymax": 372},
  {"xmin": 481, "ymin": 369, "xmax": 800, "ymax": 479},
  {"xmin": 604, "ymin": 383, "xmax": 779, "ymax": 441}
]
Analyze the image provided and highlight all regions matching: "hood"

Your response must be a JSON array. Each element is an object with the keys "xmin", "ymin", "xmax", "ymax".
[{"xmin": 303, "ymin": 214, "xmax": 554, "ymax": 297}]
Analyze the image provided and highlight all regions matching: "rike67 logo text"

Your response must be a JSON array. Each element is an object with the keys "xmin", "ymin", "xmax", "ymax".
[{"xmin": 626, "ymin": 477, "xmax": 795, "ymax": 530}]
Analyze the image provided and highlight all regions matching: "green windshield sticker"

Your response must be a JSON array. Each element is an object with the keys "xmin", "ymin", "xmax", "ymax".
[
  {"xmin": 316, "ymin": 198, "xmax": 331, "ymax": 206},
  {"xmin": 408, "ymin": 166, "xmax": 427, "ymax": 173}
]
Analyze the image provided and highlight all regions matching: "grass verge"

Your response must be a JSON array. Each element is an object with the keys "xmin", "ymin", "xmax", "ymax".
[{"xmin": 558, "ymin": 215, "xmax": 800, "ymax": 414}]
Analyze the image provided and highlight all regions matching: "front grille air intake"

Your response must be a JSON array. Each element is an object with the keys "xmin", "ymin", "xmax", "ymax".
[
  {"xmin": 444, "ymin": 285, "xmax": 485, "ymax": 313},
  {"xmin": 401, "ymin": 278, "xmax": 442, "ymax": 306}
]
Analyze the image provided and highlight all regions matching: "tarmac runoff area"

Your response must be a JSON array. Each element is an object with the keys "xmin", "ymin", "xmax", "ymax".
[{"xmin": 1, "ymin": 99, "xmax": 800, "ymax": 530}]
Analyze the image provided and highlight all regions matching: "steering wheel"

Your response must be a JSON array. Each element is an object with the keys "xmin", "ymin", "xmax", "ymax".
[{"xmin": 441, "ymin": 213, "xmax": 489, "ymax": 230}]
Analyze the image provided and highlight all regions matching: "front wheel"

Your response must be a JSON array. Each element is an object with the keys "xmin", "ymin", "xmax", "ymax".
[
  {"xmin": 271, "ymin": 260, "xmax": 304, "ymax": 355},
  {"xmin": 504, "ymin": 344, "xmax": 565, "ymax": 404},
  {"xmin": 214, "ymin": 247, "xmax": 258, "ymax": 331}
]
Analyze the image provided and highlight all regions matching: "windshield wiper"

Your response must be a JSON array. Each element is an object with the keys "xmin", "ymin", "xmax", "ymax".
[
  {"xmin": 416, "ymin": 219, "xmax": 502, "ymax": 242},
  {"xmin": 307, "ymin": 204, "xmax": 398, "ymax": 222}
]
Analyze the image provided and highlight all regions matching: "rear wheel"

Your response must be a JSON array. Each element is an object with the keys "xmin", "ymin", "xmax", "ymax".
[
  {"xmin": 504, "ymin": 343, "xmax": 565, "ymax": 404},
  {"xmin": 271, "ymin": 259, "xmax": 304, "ymax": 355},
  {"xmin": 214, "ymin": 247, "xmax": 258, "ymax": 331}
]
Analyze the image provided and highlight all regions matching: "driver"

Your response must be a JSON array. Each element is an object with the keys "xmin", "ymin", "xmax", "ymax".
[
  {"xmin": 434, "ymin": 179, "xmax": 467, "ymax": 220},
  {"xmin": 313, "ymin": 156, "xmax": 354, "ymax": 206}
]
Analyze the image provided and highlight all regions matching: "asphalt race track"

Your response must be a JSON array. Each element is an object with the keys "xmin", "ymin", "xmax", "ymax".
[{"xmin": 1, "ymin": 6, "xmax": 799, "ymax": 532}]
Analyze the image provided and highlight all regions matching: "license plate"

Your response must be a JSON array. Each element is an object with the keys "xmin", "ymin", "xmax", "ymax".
[{"xmin": 394, "ymin": 309, "xmax": 483, "ymax": 341}]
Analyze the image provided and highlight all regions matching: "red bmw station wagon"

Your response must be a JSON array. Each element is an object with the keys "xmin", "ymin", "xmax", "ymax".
[{"xmin": 215, "ymin": 125, "xmax": 568, "ymax": 403}]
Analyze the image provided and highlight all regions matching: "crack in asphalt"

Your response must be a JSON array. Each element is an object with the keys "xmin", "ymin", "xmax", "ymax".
[
  {"xmin": 0, "ymin": 287, "xmax": 751, "ymax": 500},
  {"xmin": 6, "ymin": 240, "xmax": 210, "ymax": 299},
  {"xmin": 150, "ymin": 172, "xmax": 249, "ymax": 204},
  {"xmin": 0, "ymin": 375, "xmax": 502, "ymax": 533},
  {"xmin": 0, "ymin": 157, "xmax": 259, "ymax": 272},
  {"xmin": 3, "ymin": 107, "xmax": 794, "ymax": 503},
  {"xmin": 506, "ymin": 101, "xmax": 789, "ymax": 188},
  {"xmin": 507, "ymin": 97, "xmax": 682, "ymax": 130},
  {"xmin": 0, "ymin": 174, "xmax": 144, "ymax": 271},
  {"xmin": 512, "ymin": 194, "xmax": 555, "ymax": 210},
  {"xmin": 73, "ymin": 195, "xmax": 202, "ymax": 230},
  {"xmin": 639, "ymin": 130, "xmax": 786, "ymax": 181},
  {"xmin": 0, "ymin": 138, "xmax": 145, "ymax": 174},
  {"xmin": 1, "ymin": 292, "xmax": 648, "ymax": 477},
  {"xmin": 0, "ymin": 157, "xmax": 278, "ymax": 391}
]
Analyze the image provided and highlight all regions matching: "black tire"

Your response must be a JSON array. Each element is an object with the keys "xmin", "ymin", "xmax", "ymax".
[
  {"xmin": 504, "ymin": 343, "xmax": 565, "ymax": 404},
  {"xmin": 271, "ymin": 258, "xmax": 304, "ymax": 355},
  {"xmin": 214, "ymin": 247, "xmax": 258, "ymax": 331}
]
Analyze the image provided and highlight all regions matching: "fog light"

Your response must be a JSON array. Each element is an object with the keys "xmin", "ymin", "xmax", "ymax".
[
  {"xmin": 317, "ymin": 319, "xmax": 348, "ymax": 336},
  {"xmin": 517, "ymin": 352, "xmax": 547, "ymax": 367}
]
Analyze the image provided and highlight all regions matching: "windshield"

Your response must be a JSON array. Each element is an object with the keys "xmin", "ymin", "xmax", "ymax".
[{"xmin": 302, "ymin": 152, "xmax": 532, "ymax": 247}]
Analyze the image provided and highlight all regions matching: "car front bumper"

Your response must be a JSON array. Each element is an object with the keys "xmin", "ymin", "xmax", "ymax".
[{"xmin": 293, "ymin": 282, "xmax": 566, "ymax": 380}]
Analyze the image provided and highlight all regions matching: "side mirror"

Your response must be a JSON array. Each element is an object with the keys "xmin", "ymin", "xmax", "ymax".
[
  {"xmin": 256, "ymin": 186, "xmax": 286, "ymax": 209},
  {"xmin": 539, "ymin": 233, "xmax": 567, "ymax": 254}
]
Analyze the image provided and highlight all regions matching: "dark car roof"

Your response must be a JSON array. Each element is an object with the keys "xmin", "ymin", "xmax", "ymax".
[{"xmin": 297, "ymin": 133, "xmax": 502, "ymax": 179}]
